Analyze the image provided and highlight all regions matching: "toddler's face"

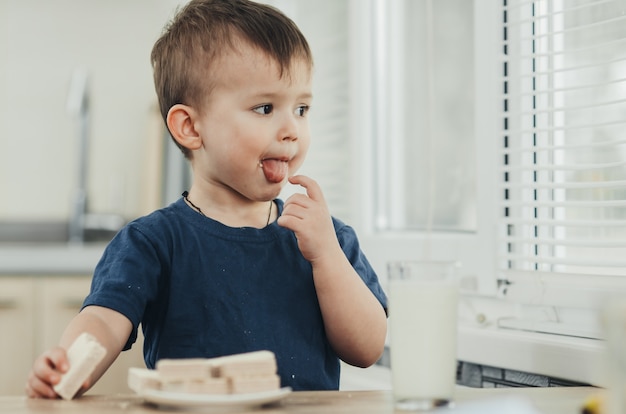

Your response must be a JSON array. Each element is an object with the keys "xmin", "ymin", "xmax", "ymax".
[{"xmin": 192, "ymin": 42, "xmax": 312, "ymax": 202}]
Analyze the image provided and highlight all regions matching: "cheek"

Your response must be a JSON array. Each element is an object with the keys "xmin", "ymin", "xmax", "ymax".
[
  {"xmin": 299, "ymin": 132, "xmax": 311, "ymax": 155},
  {"xmin": 291, "ymin": 137, "xmax": 310, "ymax": 170}
]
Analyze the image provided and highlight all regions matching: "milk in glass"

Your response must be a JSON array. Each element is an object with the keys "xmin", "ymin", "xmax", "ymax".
[{"xmin": 388, "ymin": 261, "xmax": 459, "ymax": 410}]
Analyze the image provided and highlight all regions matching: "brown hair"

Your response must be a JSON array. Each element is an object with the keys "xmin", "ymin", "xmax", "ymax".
[{"xmin": 151, "ymin": 0, "xmax": 313, "ymax": 157}]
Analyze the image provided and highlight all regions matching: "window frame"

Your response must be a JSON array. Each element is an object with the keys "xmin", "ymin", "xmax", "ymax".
[
  {"xmin": 348, "ymin": 0, "xmax": 502, "ymax": 297},
  {"xmin": 348, "ymin": 0, "xmax": 612, "ymax": 386}
]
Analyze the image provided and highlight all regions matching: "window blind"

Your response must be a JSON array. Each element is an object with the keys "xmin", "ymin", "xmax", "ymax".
[{"xmin": 499, "ymin": 0, "xmax": 626, "ymax": 312}]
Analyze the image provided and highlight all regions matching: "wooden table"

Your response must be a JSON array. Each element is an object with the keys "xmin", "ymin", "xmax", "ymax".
[{"xmin": 0, "ymin": 387, "xmax": 600, "ymax": 414}]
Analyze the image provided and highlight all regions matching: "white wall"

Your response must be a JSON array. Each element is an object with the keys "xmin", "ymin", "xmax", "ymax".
[{"xmin": 0, "ymin": 0, "xmax": 185, "ymax": 220}]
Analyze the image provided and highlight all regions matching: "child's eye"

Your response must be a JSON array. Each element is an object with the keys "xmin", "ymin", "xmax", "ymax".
[
  {"xmin": 295, "ymin": 105, "xmax": 310, "ymax": 117},
  {"xmin": 253, "ymin": 104, "xmax": 273, "ymax": 115}
]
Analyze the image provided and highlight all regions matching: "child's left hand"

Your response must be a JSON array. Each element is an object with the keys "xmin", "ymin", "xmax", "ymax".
[{"xmin": 277, "ymin": 175, "xmax": 341, "ymax": 264}]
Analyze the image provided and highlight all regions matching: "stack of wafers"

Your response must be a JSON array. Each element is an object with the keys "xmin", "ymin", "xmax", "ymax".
[{"xmin": 128, "ymin": 350, "xmax": 280, "ymax": 395}]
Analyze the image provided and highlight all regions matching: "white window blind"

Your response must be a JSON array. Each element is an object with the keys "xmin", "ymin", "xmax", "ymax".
[{"xmin": 499, "ymin": 0, "xmax": 626, "ymax": 332}]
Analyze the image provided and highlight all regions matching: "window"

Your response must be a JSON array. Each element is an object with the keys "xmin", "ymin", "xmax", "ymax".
[
  {"xmin": 498, "ymin": 0, "xmax": 626, "ymax": 339},
  {"xmin": 280, "ymin": 0, "xmax": 624, "ymax": 383},
  {"xmin": 352, "ymin": 0, "xmax": 625, "ymax": 384}
]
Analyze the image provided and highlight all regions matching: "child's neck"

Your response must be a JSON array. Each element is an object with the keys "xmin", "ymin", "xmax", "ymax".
[{"xmin": 183, "ymin": 190, "xmax": 274, "ymax": 228}]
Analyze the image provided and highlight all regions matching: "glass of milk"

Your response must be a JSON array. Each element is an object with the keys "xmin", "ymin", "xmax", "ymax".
[{"xmin": 387, "ymin": 260, "xmax": 460, "ymax": 411}]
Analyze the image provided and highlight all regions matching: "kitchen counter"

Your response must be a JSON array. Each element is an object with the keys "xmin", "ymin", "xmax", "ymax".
[
  {"xmin": 0, "ymin": 244, "xmax": 105, "ymax": 275},
  {"xmin": 0, "ymin": 387, "xmax": 601, "ymax": 414}
]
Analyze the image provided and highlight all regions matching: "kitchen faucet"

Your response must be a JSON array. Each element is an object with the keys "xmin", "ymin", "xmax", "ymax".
[{"xmin": 67, "ymin": 67, "xmax": 124, "ymax": 244}]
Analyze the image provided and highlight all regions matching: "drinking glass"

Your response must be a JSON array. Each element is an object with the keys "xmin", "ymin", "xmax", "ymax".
[
  {"xmin": 602, "ymin": 298, "xmax": 626, "ymax": 414},
  {"xmin": 387, "ymin": 260, "xmax": 460, "ymax": 411}
]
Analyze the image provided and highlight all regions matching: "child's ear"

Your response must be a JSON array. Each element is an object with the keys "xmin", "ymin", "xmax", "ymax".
[{"xmin": 166, "ymin": 104, "xmax": 202, "ymax": 151}]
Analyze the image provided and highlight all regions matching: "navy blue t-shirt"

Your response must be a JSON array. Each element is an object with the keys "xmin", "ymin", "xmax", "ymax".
[{"xmin": 83, "ymin": 198, "xmax": 387, "ymax": 391}]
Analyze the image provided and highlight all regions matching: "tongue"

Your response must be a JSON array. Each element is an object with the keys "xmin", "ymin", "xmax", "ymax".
[{"xmin": 261, "ymin": 159, "xmax": 288, "ymax": 183}]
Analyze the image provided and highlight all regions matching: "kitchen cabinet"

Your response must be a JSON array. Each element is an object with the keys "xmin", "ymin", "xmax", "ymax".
[
  {"xmin": 0, "ymin": 277, "xmax": 35, "ymax": 395},
  {"xmin": 0, "ymin": 276, "xmax": 144, "ymax": 396}
]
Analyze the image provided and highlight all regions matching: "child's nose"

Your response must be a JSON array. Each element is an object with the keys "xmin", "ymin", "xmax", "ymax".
[{"xmin": 278, "ymin": 114, "xmax": 299, "ymax": 141}]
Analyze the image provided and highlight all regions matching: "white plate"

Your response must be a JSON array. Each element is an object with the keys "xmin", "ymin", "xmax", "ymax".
[{"xmin": 139, "ymin": 387, "xmax": 292, "ymax": 409}]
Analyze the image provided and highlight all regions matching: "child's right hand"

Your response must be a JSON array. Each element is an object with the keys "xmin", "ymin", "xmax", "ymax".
[{"xmin": 25, "ymin": 347, "xmax": 69, "ymax": 399}]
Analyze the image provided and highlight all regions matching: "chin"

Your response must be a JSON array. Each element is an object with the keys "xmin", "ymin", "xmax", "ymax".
[
  {"xmin": 268, "ymin": 187, "xmax": 285, "ymax": 200},
  {"xmin": 255, "ymin": 183, "xmax": 282, "ymax": 200}
]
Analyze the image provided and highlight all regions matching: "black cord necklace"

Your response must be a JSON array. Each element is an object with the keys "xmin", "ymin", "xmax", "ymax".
[
  {"xmin": 182, "ymin": 191, "xmax": 205, "ymax": 216},
  {"xmin": 182, "ymin": 191, "xmax": 273, "ymax": 226}
]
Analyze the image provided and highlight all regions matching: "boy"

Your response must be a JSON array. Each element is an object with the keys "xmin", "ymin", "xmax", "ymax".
[{"xmin": 26, "ymin": 0, "xmax": 387, "ymax": 398}]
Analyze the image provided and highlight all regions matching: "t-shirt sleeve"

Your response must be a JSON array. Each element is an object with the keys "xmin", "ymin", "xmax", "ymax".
[
  {"xmin": 82, "ymin": 222, "xmax": 165, "ymax": 350},
  {"xmin": 334, "ymin": 220, "xmax": 388, "ymax": 313}
]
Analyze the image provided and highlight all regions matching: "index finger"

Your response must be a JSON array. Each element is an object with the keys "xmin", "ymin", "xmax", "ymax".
[{"xmin": 288, "ymin": 175, "xmax": 325, "ymax": 203}]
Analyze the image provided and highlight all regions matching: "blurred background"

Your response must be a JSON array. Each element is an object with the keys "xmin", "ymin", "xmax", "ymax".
[
  {"xmin": 0, "ymin": 0, "xmax": 476, "ymax": 229},
  {"xmin": 0, "ymin": 1, "xmax": 181, "ymax": 221},
  {"xmin": 1, "ymin": 0, "xmax": 624, "ymax": 397}
]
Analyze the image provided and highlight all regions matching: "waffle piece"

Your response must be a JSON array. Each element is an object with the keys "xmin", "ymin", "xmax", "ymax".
[
  {"xmin": 156, "ymin": 358, "xmax": 211, "ymax": 381},
  {"xmin": 53, "ymin": 333, "xmax": 107, "ymax": 400},
  {"xmin": 128, "ymin": 367, "xmax": 161, "ymax": 393},
  {"xmin": 210, "ymin": 350, "xmax": 277, "ymax": 378},
  {"xmin": 182, "ymin": 377, "xmax": 230, "ymax": 394},
  {"xmin": 229, "ymin": 374, "xmax": 281, "ymax": 394}
]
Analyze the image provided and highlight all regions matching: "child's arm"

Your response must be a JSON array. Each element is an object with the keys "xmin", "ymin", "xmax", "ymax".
[
  {"xmin": 278, "ymin": 175, "xmax": 387, "ymax": 368},
  {"xmin": 26, "ymin": 305, "xmax": 133, "ymax": 399}
]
